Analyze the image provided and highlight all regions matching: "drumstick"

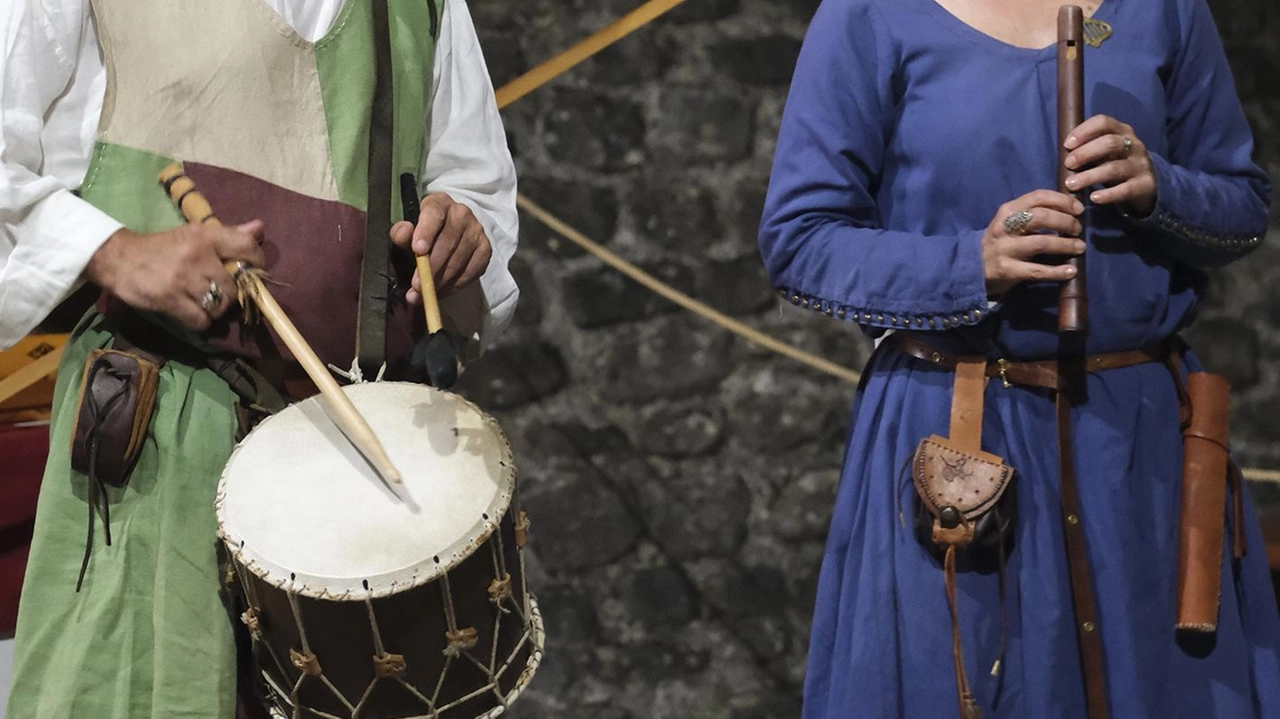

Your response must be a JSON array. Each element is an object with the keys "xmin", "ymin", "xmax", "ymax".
[
  {"xmin": 416, "ymin": 255, "xmax": 444, "ymax": 333},
  {"xmin": 158, "ymin": 162, "xmax": 403, "ymax": 484},
  {"xmin": 399, "ymin": 174, "xmax": 444, "ymax": 333},
  {"xmin": 401, "ymin": 173, "xmax": 459, "ymax": 389},
  {"xmin": 1058, "ymin": 6, "xmax": 1088, "ymax": 333}
]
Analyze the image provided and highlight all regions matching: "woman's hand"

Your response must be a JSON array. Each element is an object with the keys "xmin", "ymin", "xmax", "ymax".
[
  {"xmin": 983, "ymin": 190, "xmax": 1086, "ymax": 297},
  {"xmin": 390, "ymin": 193, "xmax": 492, "ymax": 303},
  {"xmin": 1064, "ymin": 115, "xmax": 1157, "ymax": 217}
]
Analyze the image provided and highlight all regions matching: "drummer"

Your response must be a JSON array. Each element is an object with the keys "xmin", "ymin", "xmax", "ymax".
[{"xmin": 0, "ymin": 1, "xmax": 518, "ymax": 717}]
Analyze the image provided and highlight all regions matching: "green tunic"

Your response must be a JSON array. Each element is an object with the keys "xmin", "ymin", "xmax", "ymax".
[{"xmin": 8, "ymin": 314, "xmax": 242, "ymax": 718}]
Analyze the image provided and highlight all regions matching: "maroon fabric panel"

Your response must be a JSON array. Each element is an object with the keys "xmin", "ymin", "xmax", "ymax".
[
  {"xmin": 0, "ymin": 543, "xmax": 31, "ymax": 638},
  {"xmin": 0, "ymin": 423, "xmax": 48, "ymax": 637},
  {"xmin": 184, "ymin": 163, "xmax": 420, "ymax": 380},
  {"xmin": 0, "ymin": 424, "xmax": 45, "ymax": 530}
]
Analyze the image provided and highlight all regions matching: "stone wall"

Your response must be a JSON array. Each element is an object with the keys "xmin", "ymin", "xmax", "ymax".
[{"xmin": 458, "ymin": 1, "xmax": 1280, "ymax": 716}]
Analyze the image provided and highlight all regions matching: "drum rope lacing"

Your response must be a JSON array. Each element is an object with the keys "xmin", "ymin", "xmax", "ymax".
[
  {"xmin": 231, "ymin": 532, "xmax": 542, "ymax": 717},
  {"xmin": 235, "ymin": 545, "xmax": 544, "ymax": 718},
  {"xmin": 495, "ymin": 0, "xmax": 1280, "ymax": 486}
]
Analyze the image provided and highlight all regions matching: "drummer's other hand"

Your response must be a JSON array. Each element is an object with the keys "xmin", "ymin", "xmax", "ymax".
[
  {"xmin": 1063, "ymin": 114, "xmax": 1157, "ymax": 217},
  {"xmin": 84, "ymin": 220, "xmax": 266, "ymax": 330},
  {"xmin": 390, "ymin": 192, "xmax": 492, "ymax": 303}
]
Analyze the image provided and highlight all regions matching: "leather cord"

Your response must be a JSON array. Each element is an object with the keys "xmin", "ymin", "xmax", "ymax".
[
  {"xmin": 356, "ymin": 0, "xmax": 396, "ymax": 379},
  {"xmin": 76, "ymin": 360, "xmax": 129, "ymax": 592},
  {"xmin": 945, "ymin": 544, "xmax": 983, "ymax": 719}
]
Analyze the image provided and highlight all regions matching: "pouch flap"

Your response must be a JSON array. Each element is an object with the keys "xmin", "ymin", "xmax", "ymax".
[{"xmin": 913, "ymin": 434, "xmax": 1014, "ymax": 522}]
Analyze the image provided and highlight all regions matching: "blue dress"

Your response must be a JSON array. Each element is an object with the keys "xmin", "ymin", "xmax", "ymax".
[{"xmin": 759, "ymin": 0, "xmax": 1280, "ymax": 717}]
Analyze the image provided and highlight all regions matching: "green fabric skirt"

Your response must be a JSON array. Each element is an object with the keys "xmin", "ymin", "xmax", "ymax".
[{"xmin": 5, "ymin": 314, "xmax": 240, "ymax": 719}]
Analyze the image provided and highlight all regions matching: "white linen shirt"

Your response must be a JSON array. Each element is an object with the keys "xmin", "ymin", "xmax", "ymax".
[{"xmin": 0, "ymin": 0, "xmax": 519, "ymax": 353}]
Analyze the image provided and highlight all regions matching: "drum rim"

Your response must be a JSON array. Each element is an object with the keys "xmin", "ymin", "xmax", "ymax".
[{"xmin": 215, "ymin": 381, "xmax": 518, "ymax": 600}]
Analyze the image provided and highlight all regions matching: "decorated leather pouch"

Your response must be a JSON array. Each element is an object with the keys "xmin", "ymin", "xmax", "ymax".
[
  {"xmin": 70, "ymin": 348, "xmax": 162, "ymax": 489},
  {"xmin": 912, "ymin": 358, "xmax": 1016, "ymax": 561},
  {"xmin": 910, "ymin": 356, "xmax": 1015, "ymax": 719}
]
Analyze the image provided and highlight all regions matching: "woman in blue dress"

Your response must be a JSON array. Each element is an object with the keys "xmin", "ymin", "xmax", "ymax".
[{"xmin": 759, "ymin": 0, "xmax": 1280, "ymax": 717}]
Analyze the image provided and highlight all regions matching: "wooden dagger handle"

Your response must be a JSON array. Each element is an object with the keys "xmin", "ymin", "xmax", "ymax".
[{"xmin": 1058, "ymin": 6, "xmax": 1088, "ymax": 334}]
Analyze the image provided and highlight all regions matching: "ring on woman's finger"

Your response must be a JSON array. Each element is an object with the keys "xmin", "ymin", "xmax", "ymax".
[
  {"xmin": 1120, "ymin": 135, "xmax": 1133, "ymax": 158},
  {"xmin": 1002, "ymin": 210, "xmax": 1034, "ymax": 235},
  {"xmin": 200, "ymin": 280, "xmax": 223, "ymax": 313}
]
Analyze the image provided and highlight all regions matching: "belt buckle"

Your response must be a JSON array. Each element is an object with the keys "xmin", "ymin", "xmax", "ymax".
[{"xmin": 996, "ymin": 358, "xmax": 1013, "ymax": 388}]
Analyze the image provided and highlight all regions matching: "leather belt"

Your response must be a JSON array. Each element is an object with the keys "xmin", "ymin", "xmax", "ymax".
[
  {"xmin": 886, "ymin": 331, "xmax": 1177, "ymax": 719},
  {"xmin": 885, "ymin": 333, "xmax": 1170, "ymax": 390}
]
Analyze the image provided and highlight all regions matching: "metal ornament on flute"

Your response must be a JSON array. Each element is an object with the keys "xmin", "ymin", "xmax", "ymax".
[
  {"xmin": 1058, "ymin": 5, "xmax": 1088, "ymax": 334},
  {"xmin": 157, "ymin": 162, "xmax": 404, "ymax": 484}
]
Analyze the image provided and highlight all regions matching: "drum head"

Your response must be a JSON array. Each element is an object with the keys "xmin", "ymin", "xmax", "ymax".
[{"xmin": 216, "ymin": 382, "xmax": 515, "ymax": 599}]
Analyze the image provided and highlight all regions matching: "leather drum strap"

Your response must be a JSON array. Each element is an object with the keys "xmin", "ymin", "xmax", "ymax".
[
  {"xmin": 1056, "ymin": 360, "xmax": 1110, "ymax": 719},
  {"xmin": 356, "ymin": 0, "xmax": 396, "ymax": 379}
]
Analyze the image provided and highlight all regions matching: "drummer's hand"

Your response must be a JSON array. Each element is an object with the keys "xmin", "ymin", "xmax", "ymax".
[
  {"xmin": 1064, "ymin": 114, "xmax": 1157, "ymax": 217},
  {"xmin": 390, "ymin": 192, "xmax": 492, "ymax": 303},
  {"xmin": 84, "ymin": 221, "xmax": 266, "ymax": 330},
  {"xmin": 983, "ymin": 190, "xmax": 1085, "ymax": 298}
]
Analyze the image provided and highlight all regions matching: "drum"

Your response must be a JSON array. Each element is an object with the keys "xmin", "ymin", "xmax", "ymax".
[{"xmin": 217, "ymin": 381, "xmax": 543, "ymax": 719}]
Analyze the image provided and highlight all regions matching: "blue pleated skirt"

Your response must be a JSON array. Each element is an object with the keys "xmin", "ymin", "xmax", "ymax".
[{"xmin": 802, "ymin": 346, "xmax": 1280, "ymax": 719}]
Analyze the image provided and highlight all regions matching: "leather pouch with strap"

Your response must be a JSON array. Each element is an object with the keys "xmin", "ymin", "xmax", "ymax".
[
  {"xmin": 70, "ymin": 347, "xmax": 162, "ymax": 489},
  {"xmin": 68, "ymin": 343, "xmax": 163, "ymax": 591},
  {"xmin": 912, "ymin": 356, "xmax": 1016, "ymax": 719}
]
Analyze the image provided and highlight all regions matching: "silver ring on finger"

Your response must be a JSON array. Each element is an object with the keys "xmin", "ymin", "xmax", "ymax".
[
  {"xmin": 200, "ymin": 279, "xmax": 223, "ymax": 313},
  {"xmin": 1002, "ymin": 209, "xmax": 1034, "ymax": 236},
  {"xmin": 1120, "ymin": 135, "xmax": 1133, "ymax": 158}
]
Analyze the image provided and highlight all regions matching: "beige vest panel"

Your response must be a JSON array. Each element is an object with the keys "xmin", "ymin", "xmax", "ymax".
[{"xmin": 92, "ymin": 0, "xmax": 341, "ymax": 201}]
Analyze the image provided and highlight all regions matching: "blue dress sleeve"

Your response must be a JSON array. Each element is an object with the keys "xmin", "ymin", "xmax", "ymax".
[
  {"xmin": 758, "ymin": 0, "xmax": 991, "ymax": 334},
  {"xmin": 1127, "ymin": 0, "xmax": 1270, "ymax": 268}
]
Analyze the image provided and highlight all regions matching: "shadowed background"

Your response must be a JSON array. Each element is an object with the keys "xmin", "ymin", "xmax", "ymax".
[{"xmin": 454, "ymin": 1, "xmax": 1280, "ymax": 716}]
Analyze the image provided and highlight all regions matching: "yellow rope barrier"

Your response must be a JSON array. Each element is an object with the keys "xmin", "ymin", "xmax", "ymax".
[
  {"xmin": 1246, "ymin": 467, "xmax": 1280, "ymax": 484},
  {"xmin": 516, "ymin": 194, "xmax": 864, "ymax": 385},
  {"xmin": 495, "ymin": 0, "xmax": 690, "ymax": 109}
]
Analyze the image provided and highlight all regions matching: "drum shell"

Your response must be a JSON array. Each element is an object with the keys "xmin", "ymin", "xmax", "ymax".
[{"xmin": 228, "ymin": 505, "xmax": 535, "ymax": 719}]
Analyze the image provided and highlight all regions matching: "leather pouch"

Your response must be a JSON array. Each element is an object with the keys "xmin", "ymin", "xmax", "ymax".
[
  {"xmin": 70, "ymin": 348, "xmax": 162, "ymax": 488},
  {"xmin": 913, "ymin": 357, "xmax": 1016, "ymax": 560},
  {"xmin": 914, "ymin": 435, "xmax": 1016, "ymax": 557},
  {"xmin": 910, "ymin": 356, "xmax": 1016, "ymax": 719}
]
